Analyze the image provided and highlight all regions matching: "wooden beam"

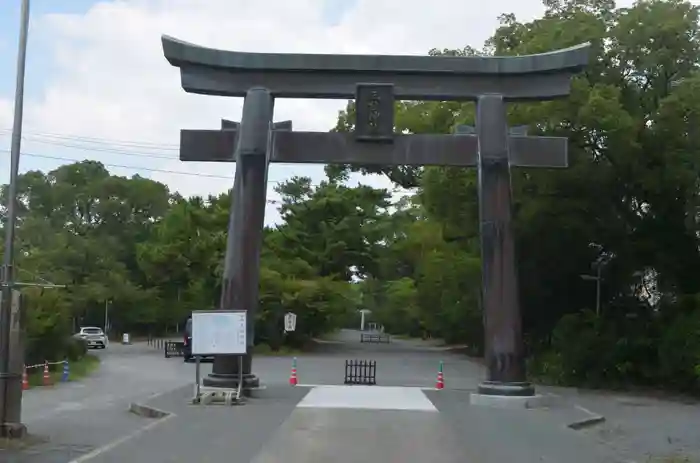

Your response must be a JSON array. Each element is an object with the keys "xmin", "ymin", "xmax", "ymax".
[
  {"xmin": 272, "ymin": 132, "xmax": 476, "ymax": 166},
  {"xmin": 181, "ymin": 130, "xmax": 567, "ymax": 168},
  {"xmin": 181, "ymin": 121, "xmax": 292, "ymax": 162},
  {"xmin": 163, "ymin": 36, "xmax": 591, "ymax": 101}
]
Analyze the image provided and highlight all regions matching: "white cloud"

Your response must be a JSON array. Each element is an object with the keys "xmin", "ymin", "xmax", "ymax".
[{"xmin": 0, "ymin": 0, "xmax": 552, "ymax": 224}]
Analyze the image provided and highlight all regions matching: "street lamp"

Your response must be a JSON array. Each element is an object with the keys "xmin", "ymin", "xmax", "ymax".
[{"xmin": 580, "ymin": 253, "xmax": 612, "ymax": 316}]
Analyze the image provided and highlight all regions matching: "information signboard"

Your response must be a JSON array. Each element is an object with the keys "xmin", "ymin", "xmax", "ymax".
[{"xmin": 191, "ymin": 310, "xmax": 247, "ymax": 356}]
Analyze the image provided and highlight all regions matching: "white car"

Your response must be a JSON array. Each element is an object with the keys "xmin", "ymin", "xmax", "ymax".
[{"xmin": 75, "ymin": 327, "xmax": 108, "ymax": 349}]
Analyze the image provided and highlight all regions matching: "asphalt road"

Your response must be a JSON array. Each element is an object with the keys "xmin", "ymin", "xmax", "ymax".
[
  {"xmin": 4, "ymin": 341, "xmax": 195, "ymax": 463},
  {"xmin": 246, "ymin": 329, "xmax": 484, "ymax": 389},
  {"xmin": 553, "ymin": 387, "xmax": 700, "ymax": 462},
  {"xmin": 37, "ymin": 330, "xmax": 615, "ymax": 463},
  {"xmin": 80, "ymin": 383, "xmax": 620, "ymax": 463},
  {"xmin": 5, "ymin": 331, "xmax": 699, "ymax": 462}
]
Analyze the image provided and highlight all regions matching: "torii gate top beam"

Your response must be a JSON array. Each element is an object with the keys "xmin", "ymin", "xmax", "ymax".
[{"xmin": 161, "ymin": 36, "xmax": 590, "ymax": 101}]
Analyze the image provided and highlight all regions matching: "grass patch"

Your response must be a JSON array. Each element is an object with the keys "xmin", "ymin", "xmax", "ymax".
[
  {"xmin": 26, "ymin": 354, "xmax": 100, "ymax": 387},
  {"xmin": 0, "ymin": 434, "xmax": 47, "ymax": 451},
  {"xmin": 313, "ymin": 330, "xmax": 342, "ymax": 341},
  {"xmin": 647, "ymin": 455, "xmax": 695, "ymax": 463},
  {"xmin": 392, "ymin": 334, "xmax": 427, "ymax": 340}
]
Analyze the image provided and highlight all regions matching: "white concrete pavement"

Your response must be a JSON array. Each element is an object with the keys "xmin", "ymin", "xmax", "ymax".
[{"xmin": 253, "ymin": 386, "xmax": 462, "ymax": 463}]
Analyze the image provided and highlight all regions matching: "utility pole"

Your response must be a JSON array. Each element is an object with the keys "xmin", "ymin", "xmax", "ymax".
[
  {"xmin": 595, "ymin": 264, "xmax": 602, "ymax": 316},
  {"xmin": 104, "ymin": 300, "xmax": 110, "ymax": 334},
  {"xmin": 176, "ymin": 287, "xmax": 181, "ymax": 333},
  {"xmin": 0, "ymin": 0, "xmax": 31, "ymax": 436}
]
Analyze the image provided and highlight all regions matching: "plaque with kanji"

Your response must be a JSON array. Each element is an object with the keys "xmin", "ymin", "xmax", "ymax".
[{"xmin": 355, "ymin": 83, "xmax": 394, "ymax": 142}]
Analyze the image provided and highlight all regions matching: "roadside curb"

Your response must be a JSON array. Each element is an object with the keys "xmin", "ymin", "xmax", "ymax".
[
  {"xmin": 567, "ymin": 405, "xmax": 606, "ymax": 430},
  {"xmin": 128, "ymin": 402, "xmax": 170, "ymax": 419}
]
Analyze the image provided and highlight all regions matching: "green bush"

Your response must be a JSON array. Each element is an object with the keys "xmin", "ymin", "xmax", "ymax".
[
  {"xmin": 657, "ymin": 312, "xmax": 700, "ymax": 391},
  {"xmin": 25, "ymin": 336, "xmax": 87, "ymax": 365},
  {"xmin": 25, "ymin": 334, "xmax": 64, "ymax": 366},
  {"xmin": 531, "ymin": 310, "xmax": 658, "ymax": 388},
  {"xmin": 545, "ymin": 311, "xmax": 613, "ymax": 385},
  {"xmin": 63, "ymin": 337, "xmax": 88, "ymax": 361}
]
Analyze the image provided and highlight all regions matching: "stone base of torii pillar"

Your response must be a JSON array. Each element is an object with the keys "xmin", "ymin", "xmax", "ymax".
[
  {"xmin": 469, "ymin": 392, "xmax": 552, "ymax": 409},
  {"xmin": 203, "ymin": 374, "xmax": 261, "ymax": 390},
  {"xmin": 202, "ymin": 353, "xmax": 263, "ymax": 396},
  {"xmin": 470, "ymin": 380, "xmax": 550, "ymax": 409}
]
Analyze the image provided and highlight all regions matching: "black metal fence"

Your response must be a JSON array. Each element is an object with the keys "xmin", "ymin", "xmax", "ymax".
[
  {"xmin": 360, "ymin": 333, "xmax": 391, "ymax": 344},
  {"xmin": 344, "ymin": 359, "xmax": 377, "ymax": 385},
  {"xmin": 147, "ymin": 337, "xmax": 167, "ymax": 349}
]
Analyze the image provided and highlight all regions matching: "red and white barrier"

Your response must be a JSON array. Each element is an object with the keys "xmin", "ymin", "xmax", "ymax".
[{"xmin": 22, "ymin": 360, "xmax": 69, "ymax": 389}]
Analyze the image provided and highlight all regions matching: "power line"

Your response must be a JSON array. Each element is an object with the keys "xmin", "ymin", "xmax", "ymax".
[
  {"xmin": 0, "ymin": 150, "xmax": 413, "ymax": 193},
  {"xmin": 20, "ymin": 138, "xmax": 179, "ymax": 159},
  {"xmin": 0, "ymin": 130, "xmax": 179, "ymax": 160},
  {"xmin": 0, "ymin": 127, "xmax": 179, "ymax": 150},
  {"xmin": 0, "ymin": 128, "xmax": 413, "ymax": 192},
  {"xmin": 1, "ymin": 150, "xmax": 259, "ymax": 181}
]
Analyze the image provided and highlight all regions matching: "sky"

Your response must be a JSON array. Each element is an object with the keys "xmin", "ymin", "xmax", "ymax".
[{"xmin": 0, "ymin": 0, "xmax": 582, "ymax": 224}]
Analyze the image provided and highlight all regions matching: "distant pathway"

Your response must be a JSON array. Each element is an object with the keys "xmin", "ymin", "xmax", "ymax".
[{"xmin": 290, "ymin": 329, "xmax": 484, "ymax": 389}]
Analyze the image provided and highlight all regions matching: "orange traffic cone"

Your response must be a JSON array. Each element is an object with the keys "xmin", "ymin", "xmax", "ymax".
[
  {"xmin": 42, "ymin": 362, "xmax": 51, "ymax": 387},
  {"xmin": 435, "ymin": 361, "xmax": 444, "ymax": 390},
  {"xmin": 289, "ymin": 357, "xmax": 298, "ymax": 386},
  {"xmin": 22, "ymin": 366, "xmax": 29, "ymax": 390}
]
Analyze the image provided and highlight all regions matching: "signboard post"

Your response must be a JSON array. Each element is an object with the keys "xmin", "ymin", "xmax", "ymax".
[{"xmin": 191, "ymin": 310, "xmax": 247, "ymax": 403}]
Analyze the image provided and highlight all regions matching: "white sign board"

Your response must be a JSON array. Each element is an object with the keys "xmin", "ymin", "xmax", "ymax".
[
  {"xmin": 191, "ymin": 310, "xmax": 247, "ymax": 355},
  {"xmin": 284, "ymin": 312, "xmax": 297, "ymax": 332}
]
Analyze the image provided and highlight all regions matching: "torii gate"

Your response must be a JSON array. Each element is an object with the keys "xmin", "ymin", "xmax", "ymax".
[{"xmin": 162, "ymin": 35, "xmax": 589, "ymax": 397}]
